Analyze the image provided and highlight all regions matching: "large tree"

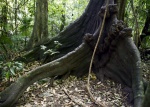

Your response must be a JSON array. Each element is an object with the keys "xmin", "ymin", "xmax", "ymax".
[
  {"xmin": 26, "ymin": 0, "xmax": 48, "ymax": 50},
  {"xmin": 0, "ymin": 0, "xmax": 149, "ymax": 107}
]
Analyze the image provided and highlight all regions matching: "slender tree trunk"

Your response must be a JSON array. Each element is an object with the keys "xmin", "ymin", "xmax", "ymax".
[
  {"xmin": 115, "ymin": 0, "xmax": 127, "ymax": 21},
  {"xmin": 15, "ymin": 0, "xmax": 18, "ymax": 35},
  {"xmin": 1, "ymin": 1, "xmax": 8, "ymax": 37},
  {"xmin": 0, "ymin": 1, "xmax": 9, "ymax": 59},
  {"xmin": 26, "ymin": 0, "xmax": 48, "ymax": 50},
  {"xmin": 130, "ymin": 0, "xmax": 140, "ymax": 47}
]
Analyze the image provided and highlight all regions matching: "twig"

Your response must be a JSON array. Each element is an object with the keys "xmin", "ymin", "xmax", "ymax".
[
  {"xmin": 63, "ymin": 88, "xmax": 87, "ymax": 107},
  {"xmin": 86, "ymin": 0, "xmax": 109, "ymax": 107}
]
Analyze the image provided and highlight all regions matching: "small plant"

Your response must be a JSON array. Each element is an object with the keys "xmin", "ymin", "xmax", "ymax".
[
  {"xmin": 43, "ymin": 41, "xmax": 62, "ymax": 55},
  {"xmin": 54, "ymin": 41, "xmax": 62, "ymax": 49},
  {"xmin": 44, "ymin": 49, "xmax": 59, "ymax": 55},
  {"xmin": 0, "ymin": 61, "xmax": 24, "ymax": 82}
]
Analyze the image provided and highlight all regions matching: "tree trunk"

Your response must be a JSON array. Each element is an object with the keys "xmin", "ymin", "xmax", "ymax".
[
  {"xmin": 14, "ymin": 0, "xmax": 18, "ymax": 35},
  {"xmin": 115, "ymin": 0, "xmax": 127, "ymax": 21},
  {"xmin": 0, "ymin": 43, "xmax": 92, "ymax": 107},
  {"xmin": 130, "ymin": 0, "xmax": 140, "ymax": 47},
  {"xmin": 26, "ymin": 0, "xmax": 48, "ymax": 50},
  {"xmin": 23, "ymin": 0, "xmax": 103, "ymax": 62},
  {"xmin": 0, "ymin": 1, "xmax": 9, "ymax": 60},
  {"xmin": 1, "ymin": 2, "xmax": 8, "ymax": 37},
  {"xmin": 1, "ymin": 0, "xmax": 147, "ymax": 107}
]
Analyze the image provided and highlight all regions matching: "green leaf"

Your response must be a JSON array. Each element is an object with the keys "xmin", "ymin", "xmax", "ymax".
[
  {"xmin": 0, "ymin": 35, "xmax": 12, "ymax": 44},
  {"xmin": 6, "ymin": 62, "xmax": 12, "ymax": 67},
  {"xmin": 5, "ymin": 72, "xmax": 10, "ymax": 79},
  {"xmin": 40, "ymin": 45, "xmax": 47, "ymax": 50},
  {"xmin": 10, "ymin": 68, "xmax": 15, "ymax": 75}
]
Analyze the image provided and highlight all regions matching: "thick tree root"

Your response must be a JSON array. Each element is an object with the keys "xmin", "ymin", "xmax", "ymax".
[
  {"xmin": 84, "ymin": 3, "xmax": 144, "ymax": 107},
  {"xmin": 0, "ymin": 43, "xmax": 92, "ymax": 107}
]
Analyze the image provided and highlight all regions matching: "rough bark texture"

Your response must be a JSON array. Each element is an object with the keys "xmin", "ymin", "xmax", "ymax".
[
  {"xmin": 130, "ymin": 0, "xmax": 140, "ymax": 47},
  {"xmin": 84, "ymin": 3, "xmax": 144, "ymax": 107},
  {"xmin": 0, "ymin": 43, "xmax": 92, "ymax": 107},
  {"xmin": 115, "ymin": 0, "xmax": 127, "ymax": 21},
  {"xmin": 26, "ymin": 0, "xmax": 48, "ymax": 50},
  {"xmin": 0, "ymin": 0, "xmax": 147, "ymax": 107},
  {"xmin": 1, "ymin": 3, "xmax": 8, "ymax": 37},
  {"xmin": 22, "ymin": 0, "xmax": 104, "ymax": 62}
]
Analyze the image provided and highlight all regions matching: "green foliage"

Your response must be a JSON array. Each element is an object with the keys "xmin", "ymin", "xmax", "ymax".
[
  {"xmin": 125, "ymin": 0, "xmax": 147, "ymax": 32},
  {"xmin": 141, "ymin": 36, "xmax": 150, "ymax": 48},
  {"xmin": 0, "ymin": 35, "xmax": 12, "ymax": 44},
  {"xmin": 20, "ymin": 17, "xmax": 32, "ymax": 36},
  {"xmin": 48, "ymin": 0, "xmax": 89, "ymax": 36},
  {"xmin": 54, "ymin": 41, "xmax": 62, "ymax": 49},
  {"xmin": 0, "ymin": 0, "xmax": 88, "ymax": 53},
  {"xmin": 0, "ymin": 61, "xmax": 24, "ymax": 81},
  {"xmin": 0, "ymin": 36, "xmax": 12, "ymax": 61},
  {"xmin": 0, "ymin": 0, "xmax": 149, "ymax": 60},
  {"xmin": 43, "ymin": 41, "xmax": 62, "ymax": 55},
  {"xmin": 0, "ymin": 0, "xmax": 89, "ymax": 64},
  {"xmin": 124, "ymin": 0, "xmax": 150, "ymax": 49},
  {"xmin": 44, "ymin": 49, "xmax": 59, "ymax": 55}
]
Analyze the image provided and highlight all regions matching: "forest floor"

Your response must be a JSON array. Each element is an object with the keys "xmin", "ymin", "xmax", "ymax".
[
  {"xmin": 16, "ymin": 76, "xmax": 130, "ymax": 107},
  {"xmin": 0, "ymin": 61, "xmax": 150, "ymax": 107}
]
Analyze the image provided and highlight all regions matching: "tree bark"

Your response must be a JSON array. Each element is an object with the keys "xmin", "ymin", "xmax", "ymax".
[
  {"xmin": 26, "ymin": 0, "xmax": 48, "ymax": 50},
  {"xmin": 0, "ymin": 43, "xmax": 92, "ymax": 107},
  {"xmin": 115, "ymin": 0, "xmax": 127, "ymax": 21},
  {"xmin": 23, "ymin": 0, "xmax": 104, "ymax": 62},
  {"xmin": 130, "ymin": 0, "xmax": 140, "ymax": 47},
  {"xmin": 1, "ymin": 1, "xmax": 8, "ymax": 37},
  {"xmin": 83, "ymin": 3, "xmax": 144, "ymax": 106}
]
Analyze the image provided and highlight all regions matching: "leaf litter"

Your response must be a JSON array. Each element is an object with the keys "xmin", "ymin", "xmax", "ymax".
[
  {"xmin": 1, "ymin": 61, "xmax": 149, "ymax": 107},
  {"xmin": 16, "ymin": 74, "xmax": 132, "ymax": 107}
]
